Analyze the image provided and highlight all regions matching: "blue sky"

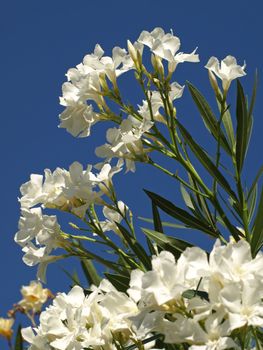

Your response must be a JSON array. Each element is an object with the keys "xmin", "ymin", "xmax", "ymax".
[{"xmin": 1, "ymin": 0, "xmax": 263, "ymax": 345}]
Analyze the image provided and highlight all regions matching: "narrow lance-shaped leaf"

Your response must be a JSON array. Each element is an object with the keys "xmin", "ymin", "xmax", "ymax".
[
  {"xmin": 181, "ymin": 183, "xmax": 213, "ymax": 225},
  {"xmin": 251, "ymin": 184, "xmax": 263, "ymax": 256},
  {"xmin": 142, "ymin": 227, "xmax": 194, "ymax": 259},
  {"xmin": 188, "ymin": 173, "xmax": 216, "ymax": 229},
  {"xmin": 144, "ymin": 190, "xmax": 218, "ymax": 238},
  {"xmin": 248, "ymin": 69, "xmax": 258, "ymax": 119},
  {"xmin": 235, "ymin": 80, "xmax": 249, "ymax": 173},
  {"xmin": 152, "ymin": 202, "xmax": 163, "ymax": 233},
  {"xmin": 176, "ymin": 120, "xmax": 238, "ymax": 202},
  {"xmin": 138, "ymin": 216, "xmax": 190, "ymax": 229},
  {"xmin": 116, "ymin": 223, "xmax": 152, "ymax": 270},
  {"xmin": 104, "ymin": 273, "xmax": 130, "ymax": 292},
  {"xmin": 216, "ymin": 98, "xmax": 236, "ymax": 152},
  {"xmin": 81, "ymin": 259, "xmax": 102, "ymax": 287},
  {"xmin": 60, "ymin": 267, "xmax": 82, "ymax": 287},
  {"xmin": 180, "ymin": 184, "xmax": 195, "ymax": 210},
  {"xmin": 247, "ymin": 184, "xmax": 257, "ymax": 224},
  {"xmin": 187, "ymin": 82, "xmax": 232, "ymax": 155},
  {"xmin": 15, "ymin": 324, "xmax": 23, "ymax": 350},
  {"xmin": 247, "ymin": 164, "xmax": 263, "ymax": 201}
]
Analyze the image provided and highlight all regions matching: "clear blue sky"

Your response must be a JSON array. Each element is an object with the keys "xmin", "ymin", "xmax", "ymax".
[{"xmin": 1, "ymin": 0, "xmax": 263, "ymax": 345}]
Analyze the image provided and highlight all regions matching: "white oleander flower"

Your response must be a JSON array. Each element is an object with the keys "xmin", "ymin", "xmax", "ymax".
[
  {"xmin": 59, "ymin": 101, "xmax": 99, "ymax": 138},
  {"xmin": 138, "ymin": 82, "xmax": 184, "ymax": 122},
  {"xmin": 59, "ymin": 44, "xmax": 134, "ymax": 138},
  {"xmin": 19, "ymin": 161, "xmax": 121, "ymax": 216},
  {"xmin": 188, "ymin": 311, "xmax": 237, "ymax": 350},
  {"xmin": 15, "ymin": 208, "xmax": 61, "ymax": 249},
  {"xmin": 22, "ymin": 282, "xmax": 144, "ymax": 350},
  {"xmin": 18, "ymin": 280, "xmax": 51, "ymax": 313},
  {"xmin": 219, "ymin": 279, "xmax": 263, "ymax": 330},
  {"xmin": 95, "ymin": 118, "xmax": 153, "ymax": 172},
  {"xmin": 138, "ymin": 27, "xmax": 199, "ymax": 73},
  {"xmin": 128, "ymin": 247, "xmax": 208, "ymax": 310},
  {"xmin": 15, "ymin": 208, "xmax": 66, "ymax": 281},
  {"xmin": 79, "ymin": 44, "xmax": 134, "ymax": 81},
  {"xmin": 205, "ymin": 55, "xmax": 246, "ymax": 91},
  {"xmin": 22, "ymin": 243, "xmax": 65, "ymax": 282},
  {"xmin": 207, "ymin": 239, "xmax": 263, "ymax": 303},
  {"xmin": 99, "ymin": 201, "xmax": 128, "ymax": 234}
]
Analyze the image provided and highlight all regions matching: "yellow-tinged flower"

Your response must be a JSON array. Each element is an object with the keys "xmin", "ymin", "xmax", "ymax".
[
  {"xmin": 18, "ymin": 281, "xmax": 52, "ymax": 313},
  {"xmin": 0, "ymin": 318, "xmax": 14, "ymax": 340}
]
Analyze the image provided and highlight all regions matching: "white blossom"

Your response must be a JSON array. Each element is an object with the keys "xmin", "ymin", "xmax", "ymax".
[
  {"xmin": 99, "ymin": 201, "xmax": 128, "ymax": 234},
  {"xmin": 128, "ymin": 247, "xmax": 208, "ymax": 310},
  {"xmin": 95, "ymin": 118, "xmax": 153, "ymax": 172},
  {"xmin": 207, "ymin": 239, "xmax": 263, "ymax": 303},
  {"xmin": 22, "ymin": 282, "xmax": 146, "ymax": 350},
  {"xmin": 18, "ymin": 280, "xmax": 51, "ymax": 313},
  {"xmin": 138, "ymin": 27, "xmax": 199, "ymax": 73},
  {"xmin": 15, "ymin": 208, "xmax": 61, "ymax": 249},
  {"xmin": 205, "ymin": 55, "xmax": 246, "ymax": 91},
  {"xmin": 22, "ymin": 243, "xmax": 64, "ymax": 282},
  {"xmin": 59, "ymin": 44, "xmax": 134, "ymax": 138},
  {"xmin": 19, "ymin": 161, "xmax": 121, "ymax": 216},
  {"xmin": 138, "ymin": 82, "xmax": 184, "ymax": 122},
  {"xmin": 219, "ymin": 279, "xmax": 263, "ymax": 330}
]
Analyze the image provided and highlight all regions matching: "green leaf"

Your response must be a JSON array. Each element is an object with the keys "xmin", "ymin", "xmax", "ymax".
[
  {"xmin": 125, "ymin": 334, "xmax": 163, "ymax": 350},
  {"xmin": 255, "ymin": 328, "xmax": 263, "ymax": 350},
  {"xmin": 251, "ymin": 185, "xmax": 263, "ymax": 256},
  {"xmin": 152, "ymin": 202, "xmax": 163, "ymax": 233},
  {"xmin": 181, "ymin": 182, "xmax": 213, "ymax": 225},
  {"xmin": 142, "ymin": 228, "xmax": 194, "ymax": 259},
  {"xmin": 104, "ymin": 273, "xmax": 130, "ymax": 292},
  {"xmin": 248, "ymin": 69, "xmax": 258, "ymax": 119},
  {"xmin": 116, "ymin": 223, "xmax": 151, "ymax": 270},
  {"xmin": 236, "ymin": 80, "xmax": 249, "ymax": 173},
  {"xmin": 248, "ymin": 184, "xmax": 258, "ymax": 224},
  {"xmin": 15, "ymin": 324, "xmax": 23, "ymax": 350},
  {"xmin": 81, "ymin": 259, "xmax": 102, "ymax": 287},
  {"xmin": 187, "ymin": 82, "xmax": 232, "ymax": 155},
  {"xmin": 138, "ymin": 216, "xmax": 189, "ymax": 229},
  {"xmin": 216, "ymin": 99, "xmax": 236, "ymax": 151},
  {"xmin": 60, "ymin": 267, "xmax": 82, "ymax": 287},
  {"xmin": 80, "ymin": 248, "xmax": 127, "ymax": 274},
  {"xmin": 182, "ymin": 289, "xmax": 209, "ymax": 301},
  {"xmin": 180, "ymin": 184, "xmax": 195, "ymax": 210},
  {"xmin": 247, "ymin": 164, "xmax": 263, "ymax": 201},
  {"xmin": 176, "ymin": 119, "xmax": 238, "ymax": 202},
  {"xmin": 146, "ymin": 237, "xmax": 156, "ymax": 255},
  {"xmin": 144, "ymin": 190, "xmax": 218, "ymax": 237},
  {"xmin": 188, "ymin": 174, "xmax": 215, "ymax": 229}
]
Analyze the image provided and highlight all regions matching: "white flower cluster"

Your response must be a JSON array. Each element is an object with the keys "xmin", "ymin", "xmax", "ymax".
[
  {"xmin": 59, "ymin": 44, "xmax": 135, "ymax": 138},
  {"xmin": 59, "ymin": 27, "xmax": 246, "ymax": 175},
  {"xmin": 22, "ymin": 280, "xmax": 152, "ymax": 350},
  {"xmin": 129, "ymin": 239, "xmax": 263, "ymax": 349},
  {"xmin": 22, "ymin": 239, "xmax": 263, "ymax": 350},
  {"xmin": 59, "ymin": 27, "xmax": 200, "ymax": 172},
  {"xmin": 137, "ymin": 27, "xmax": 199, "ymax": 73},
  {"xmin": 15, "ymin": 161, "xmax": 125, "ymax": 281},
  {"xmin": 95, "ymin": 118, "xmax": 153, "ymax": 172}
]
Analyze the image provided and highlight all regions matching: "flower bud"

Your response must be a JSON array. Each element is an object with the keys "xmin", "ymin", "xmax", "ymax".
[
  {"xmin": 0, "ymin": 318, "xmax": 14, "ymax": 340},
  {"xmin": 151, "ymin": 54, "xmax": 164, "ymax": 78}
]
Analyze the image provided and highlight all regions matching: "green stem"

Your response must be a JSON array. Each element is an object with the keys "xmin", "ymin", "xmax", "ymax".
[
  {"xmin": 233, "ymin": 158, "xmax": 251, "ymax": 242},
  {"xmin": 148, "ymin": 159, "xmax": 209, "ymax": 198},
  {"xmin": 213, "ymin": 97, "xmax": 226, "ymax": 221},
  {"xmin": 253, "ymin": 327, "xmax": 263, "ymax": 350}
]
